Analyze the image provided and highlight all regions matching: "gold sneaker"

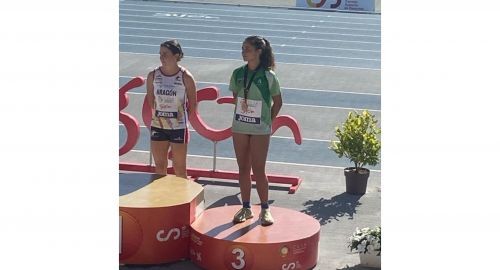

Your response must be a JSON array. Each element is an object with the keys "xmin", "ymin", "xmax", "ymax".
[
  {"xmin": 260, "ymin": 208, "xmax": 274, "ymax": 226},
  {"xmin": 233, "ymin": 207, "xmax": 253, "ymax": 223}
]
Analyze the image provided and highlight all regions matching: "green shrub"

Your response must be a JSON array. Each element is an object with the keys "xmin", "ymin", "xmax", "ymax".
[{"xmin": 330, "ymin": 110, "xmax": 381, "ymax": 171}]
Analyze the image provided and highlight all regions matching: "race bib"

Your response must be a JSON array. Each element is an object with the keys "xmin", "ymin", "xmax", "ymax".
[
  {"xmin": 235, "ymin": 97, "xmax": 262, "ymax": 124},
  {"xmin": 155, "ymin": 96, "xmax": 178, "ymax": 118},
  {"xmin": 155, "ymin": 111, "xmax": 178, "ymax": 118}
]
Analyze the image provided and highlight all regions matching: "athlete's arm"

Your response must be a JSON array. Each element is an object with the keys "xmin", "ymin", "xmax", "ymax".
[
  {"xmin": 270, "ymin": 94, "xmax": 282, "ymax": 122},
  {"xmin": 233, "ymin": 91, "xmax": 238, "ymax": 103},
  {"xmin": 146, "ymin": 71, "xmax": 155, "ymax": 109},
  {"xmin": 184, "ymin": 70, "xmax": 197, "ymax": 118}
]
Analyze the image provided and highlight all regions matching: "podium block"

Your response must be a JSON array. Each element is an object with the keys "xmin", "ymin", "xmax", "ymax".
[
  {"xmin": 189, "ymin": 205, "xmax": 320, "ymax": 270},
  {"xmin": 119, "ymin": 175, "xmax": 204, "ymax": 264}
]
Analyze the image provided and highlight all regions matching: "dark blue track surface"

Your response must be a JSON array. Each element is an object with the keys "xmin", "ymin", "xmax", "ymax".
[{"xmin": 120, "ymin": 0, "xmax": 381, "ymax": 69}]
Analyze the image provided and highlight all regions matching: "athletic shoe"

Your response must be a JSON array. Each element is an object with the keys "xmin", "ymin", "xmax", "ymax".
[
  {"xmin": 233, "ymin": 207, "xmax": 253, "ymax": 223},
  {"xmin": 260, "ymin": 208, "xmax": 274, "ymax": 226}
]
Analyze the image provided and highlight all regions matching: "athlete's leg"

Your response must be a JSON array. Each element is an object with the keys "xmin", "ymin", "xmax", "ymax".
[
  {"xmin": 232, "ymin": 133, "xmax": 252, "ymax": 202},
  {"xmin": 249, "ymin": 134, "xmax": 271, "ymax": 204},
  {"xmin": 151, "ymin": 140, "xmax": 171, "ymax": 175},
  {"xmin": 250, "ymin": 134, "xmax": 274, "ymax": 225},
  {"xmin": 171, "ymin": 142, "xmax": 188, "ymax": 179}
]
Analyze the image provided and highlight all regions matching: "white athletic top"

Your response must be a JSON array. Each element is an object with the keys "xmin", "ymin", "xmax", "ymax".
[{"xmin": 151, "ymin": 67, "xmax": 188, "ymax": 130}]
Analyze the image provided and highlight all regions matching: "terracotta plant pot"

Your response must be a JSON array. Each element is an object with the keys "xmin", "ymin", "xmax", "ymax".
[{"xmin": 344, "ymin": 167, "xmax": 370, "ymax": 195}]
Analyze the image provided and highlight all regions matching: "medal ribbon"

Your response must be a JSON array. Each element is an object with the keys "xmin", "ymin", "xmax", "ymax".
[{"xmin": 243, "ymin": 64, "xmax": 260, "ymax": 101}]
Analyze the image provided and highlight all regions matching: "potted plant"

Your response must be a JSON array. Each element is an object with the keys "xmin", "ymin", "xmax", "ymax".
[
  {"xmin": 330, "ymin": 110, "xmax": 381, "ymax": 195},
  {"xmin": 348, "ymin": 226, "xmax": 381, "ymax": 268}
]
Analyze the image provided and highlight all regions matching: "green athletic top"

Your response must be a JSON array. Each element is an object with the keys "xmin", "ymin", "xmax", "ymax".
[{"xmin": 229, "ymin": 65, "xmax": 281, "ymax": 135}]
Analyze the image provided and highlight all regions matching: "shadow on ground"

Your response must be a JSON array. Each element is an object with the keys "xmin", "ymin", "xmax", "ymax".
[
  {"xmin": 337, "ymin": 264, "xmax": 379, "ymax": 270},
  {"xmin": 206, "ymin": 193, "xmax": 242, "ymax": 209},
  {"xmin": 120, "ymin": 260, "xmax": 200, "ymax": 270},
  {"xmin": 207, "ymin": 193, "xmax": 276, "ymax": 210},
  {"xmin": 119, "ymin": 173, "xmax": 165, "ymax": 196},
  {"xmin": 301, "ymin": 192, "xmax": 362, "ymax": 225},
  {"xmin": 196, "ymin": 179, "xmax": 289, "ymax": 192}
]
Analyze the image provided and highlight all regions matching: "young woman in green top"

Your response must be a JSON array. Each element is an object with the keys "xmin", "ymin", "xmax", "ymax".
[{"xmin": 229, "ymin": 36, "xmax": 283, "ymax": 226}]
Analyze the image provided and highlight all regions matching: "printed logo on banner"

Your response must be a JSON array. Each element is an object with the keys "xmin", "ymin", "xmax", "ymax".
[
  {"xmin": 306, "ymin": 0, "xmax": 327, "ymax": 8},
  {"xmin": 330, "ymin": 0, "xmax": 342, "ymax": 8},
  {"xmin": 156, "ymin": 228, "xmax": 180, "ymax": 241},
  {"xmin": 292, "ymin": 242, "xmax": 308, "ymax": 255},
  {"xmin": 282, "ymin": 262, "xmax": 296, "ymax": 270},
  {"xmin": 298, "ymin": 0, "xmax": 374, "ymax": 11},
  {"xmin": 305, "ymin": 0, "xmax": 341, "ymax": 8},
  {"xmin": 282, "ymin": 261, "xmax": 303, "ymax": 269},
  {"xmin": 190, "ymin": 248, "xmax": 203, "ymax": 261},
  {"xmin": 280, "ymin": 245, "xmax": 289, "ymax": 257},
  {"xmin": 156, "ymin": 226, "xmax": 189, "ymax": 242},
  {"xmin": 191, "ymin": 233, "xmax": 204, "ymax": 246},
  {"xmin": 181, "ymin": 225, "xmax": 189, "ymax": 238}
]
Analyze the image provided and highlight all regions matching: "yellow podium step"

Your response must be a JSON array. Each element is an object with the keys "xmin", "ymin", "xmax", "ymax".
[{"xmin": 119, "ymin": 175, "xmax": 204, "ymax": 264}]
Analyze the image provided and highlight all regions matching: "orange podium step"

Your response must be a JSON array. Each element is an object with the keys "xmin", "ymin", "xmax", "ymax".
[
  {"xmin": 189, "ymin": 205, "xmax": 320, "ymax": 270},
  {"xmin": 119, "ymin": 174, "xmax": 204, "ymax": 264}
]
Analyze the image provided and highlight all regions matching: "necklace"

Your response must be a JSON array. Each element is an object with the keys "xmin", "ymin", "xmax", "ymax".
[{"xmin": 243, "ymin": 64, "xmax": 260, "ymax": 101}]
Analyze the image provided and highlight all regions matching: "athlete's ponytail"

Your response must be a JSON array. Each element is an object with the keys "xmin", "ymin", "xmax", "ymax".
[{"xmin": 244, "ymin": 36, "xmax": 275, "ymax": 70}]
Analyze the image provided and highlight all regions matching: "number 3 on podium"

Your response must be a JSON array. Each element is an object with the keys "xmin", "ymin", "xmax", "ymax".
[
  {"xmin": 225, "ymin": 245, "xmax": 254, "ymax": 270},
  {"xmin": 231, "ymin": 248, "xmax": 245, "ymax": 269}
]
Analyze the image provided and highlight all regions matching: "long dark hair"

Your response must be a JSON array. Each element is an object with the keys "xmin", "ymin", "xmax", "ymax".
[{"xmin": 244, "ymin": 36, "xmax": 275, "ymax": 70}]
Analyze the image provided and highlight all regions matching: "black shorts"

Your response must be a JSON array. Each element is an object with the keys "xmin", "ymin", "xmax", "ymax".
[{"xmin": 150, "ymin": 127, "xmax": 189, "ymax": 144}]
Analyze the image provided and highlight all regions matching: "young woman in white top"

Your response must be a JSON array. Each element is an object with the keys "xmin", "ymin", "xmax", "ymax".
[{"xmin": 146, "ymin": 40, "xmax": 197, "ymax": 178}]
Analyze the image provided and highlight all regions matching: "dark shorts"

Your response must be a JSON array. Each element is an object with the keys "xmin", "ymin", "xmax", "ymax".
[{"xmin": 150, "ymin": 127, "xmax": 189, "ymax": 144}]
